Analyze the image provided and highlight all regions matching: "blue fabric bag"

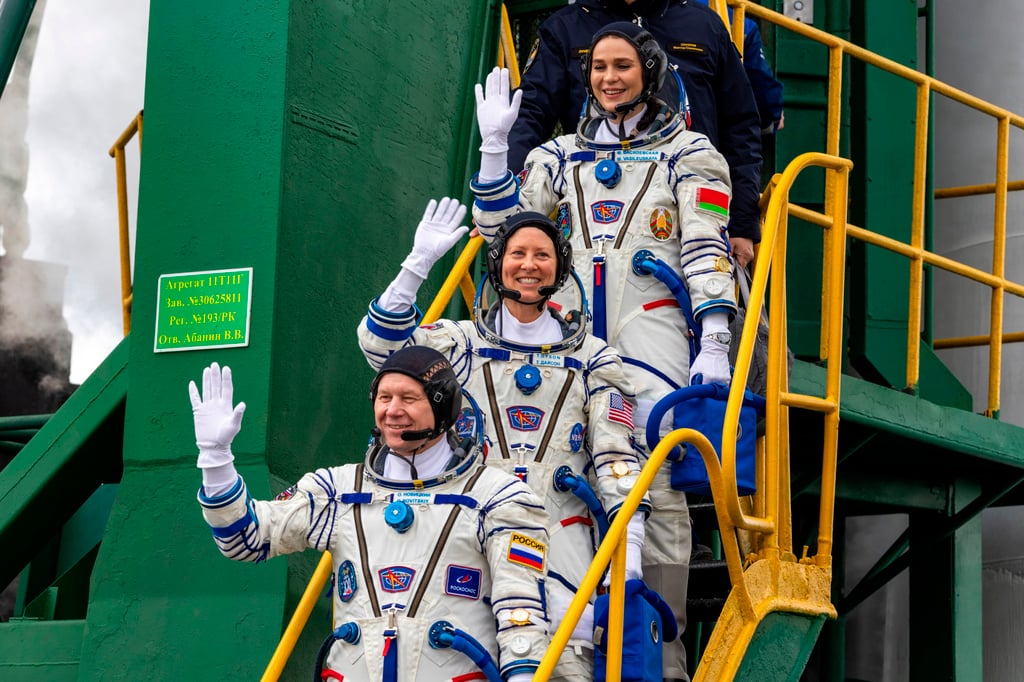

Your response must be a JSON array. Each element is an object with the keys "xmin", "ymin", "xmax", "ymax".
[
  {"xmin": 646, "ymin": 383, "xmax": 765, "ymax": 496},
  {"xmin": 593, "ymin": 579, "xmax": 678, "ymax": 682}
]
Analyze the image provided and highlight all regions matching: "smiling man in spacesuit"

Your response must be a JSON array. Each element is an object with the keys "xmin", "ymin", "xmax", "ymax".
[
  {"xmin": 190, "ymin": 347, "xmax": 550, "ymax": 682},
  {"xmin": 358, "ymin": 198, "xmax": 650, "ymax": 681}
]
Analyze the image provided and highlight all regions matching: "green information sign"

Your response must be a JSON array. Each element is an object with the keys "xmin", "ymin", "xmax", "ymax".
[{"xmin": 154, "ymin": 267, "xmax": 253, "ymax": 352}]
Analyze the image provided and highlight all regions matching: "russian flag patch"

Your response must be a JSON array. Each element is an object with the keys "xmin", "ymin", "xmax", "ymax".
[
  {"xmin": 508, "ymin": 533, "xmax": 546, "ymax": 571},
  {"xmin": 695, "ymin": 187, "xmax": 729, "ymax": 218}
]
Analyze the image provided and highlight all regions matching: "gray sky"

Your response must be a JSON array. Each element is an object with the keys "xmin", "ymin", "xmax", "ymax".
[{"xmin": 24, "ymin": 0, "xmax": 149, "ymax": 384}]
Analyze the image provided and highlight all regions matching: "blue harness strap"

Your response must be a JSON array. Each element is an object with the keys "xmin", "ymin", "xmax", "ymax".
[
  {"xmin": 593, "ymin": 255, "xmax": 607, "ymax": 341},
  {"xmin": 382, "ymin": 628, "xmax": 398, "ymax": 682}
]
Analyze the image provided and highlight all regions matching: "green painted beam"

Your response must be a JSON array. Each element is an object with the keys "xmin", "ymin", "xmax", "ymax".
[
  {"xmin": 0, "ymin": 0, "xmax": 34, "ymax": 100},
  {"xmin": 790, "ymin": 360, "xmax": 1024, "ymax": 469},
  {"xmin": 0, "ymin": 619, "xmax": 83, "ymax": 681},
  {"xmin": 736, "ymin": 612, "xmax": 826, "ymax": 681},
  {"xmin": 909, "ymin": 479, "xmax": 983, "ymax": 682},
  {"xmin": 0, "ymin": 337, "xmax": 127, "ymax": 589}
]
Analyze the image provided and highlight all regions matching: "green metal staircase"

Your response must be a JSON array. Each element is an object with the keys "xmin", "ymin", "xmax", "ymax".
[{"xmin": 2, "ymin": 2, "xmax": 1024, "ymax": 681}]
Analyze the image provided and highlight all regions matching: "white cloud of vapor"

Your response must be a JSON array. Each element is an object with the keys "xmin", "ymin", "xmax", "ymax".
[{"xmin": 23, "ymin": 0, "xmax": 149, "ymax": 384}]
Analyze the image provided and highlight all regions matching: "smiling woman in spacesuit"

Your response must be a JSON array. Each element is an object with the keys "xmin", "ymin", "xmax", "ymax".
[
  {"xmin": 189, "ymin": 346, "xmax": 550, "ymax": 682},
  {"xmin": 357, "ymin": 199, "xmax": 650, "ymax": 682},
  {"xmin": 468, "ymin": 22, "xmax": 741, "ymax": 681}
]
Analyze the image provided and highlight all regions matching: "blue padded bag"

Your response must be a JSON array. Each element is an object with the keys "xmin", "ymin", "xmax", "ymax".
[
  {"xmin": 645, "ymin": 383, "xmax": 766, "ymax": 496},
  {"xmin": 593, "ymin": 579, "xmax": 678, "ymax": 682}
]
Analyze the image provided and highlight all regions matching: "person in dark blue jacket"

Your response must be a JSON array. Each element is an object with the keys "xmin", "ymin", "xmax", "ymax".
[
  {"xmin": 692, "ymin": 0, "xmax": 784, "ymax": 133},
  {"xmin": 507, "ymin": 0, "xmax": 763, "ymax": 268}
]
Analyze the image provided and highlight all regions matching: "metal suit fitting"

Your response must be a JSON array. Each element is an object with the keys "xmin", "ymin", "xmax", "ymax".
[
  {"xmin": 631, "ymin": 249, "xmax": 657, "ymax": 276},
  {"xmin": 595, "ymin": 158, "xmax": 622, "ymax": 188},
  {"xmin": 384, "ymin": 500, "xmax": 414, "ymax": 533},
  {"xmin": 514, "ymin": 364, "xmax": 542, "ymax": 395}
]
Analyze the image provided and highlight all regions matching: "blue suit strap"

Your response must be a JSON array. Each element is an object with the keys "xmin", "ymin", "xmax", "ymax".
[
  {"xmin": 477, "ymin": 347, "xmax": 511, "ymax": 361},
  {"xmin": 382, "ymin": 629, "xmax": 398, "ymax": 682},
  {"xmin": 432, "ymin": 494, "xmax": 478, "ymax": 508},
  {"xmin": 593, "ymin": 255, "xmax": 607, "ymax": 341}
]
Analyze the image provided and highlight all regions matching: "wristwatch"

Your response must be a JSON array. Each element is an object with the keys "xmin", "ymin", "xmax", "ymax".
[{"xmin": 704, "ymin": 331, "xmax": 732, "ymax": 345}]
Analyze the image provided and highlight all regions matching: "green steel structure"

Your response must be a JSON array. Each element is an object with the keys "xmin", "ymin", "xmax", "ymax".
[{"xmin": 1, "ymin": 1, "xmax": 1023, "ymax": 680}]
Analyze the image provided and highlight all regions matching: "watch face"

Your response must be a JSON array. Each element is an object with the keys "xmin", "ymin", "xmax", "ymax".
[
  {"xmin": 510, "ymin": 608, "xmax": 531, "ymax": 625},
  {"xmin": 611, "ymin": 461, "xmax": 631, "ymax": 478}
]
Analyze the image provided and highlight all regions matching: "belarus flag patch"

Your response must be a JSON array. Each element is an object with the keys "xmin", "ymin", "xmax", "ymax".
[{"xmin": 695, "ymin": 187, "xmax": 730, "ymax": 218}]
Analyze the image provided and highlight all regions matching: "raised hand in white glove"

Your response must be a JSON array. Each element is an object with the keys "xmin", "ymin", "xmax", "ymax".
[
  {"xmin": 689, "ymin": 311, "xmax": 732, "ymax": 385},
  {"xmin": 399, "ymin": 197, "xmax": 469, "ymax": 280},
  {"xmin": 188, "ymin": 362, "xmax": 246, "ymax": 469},
  {"xmin": 475, "ymin": 67, "xmax": 522, "ymax": 153}
]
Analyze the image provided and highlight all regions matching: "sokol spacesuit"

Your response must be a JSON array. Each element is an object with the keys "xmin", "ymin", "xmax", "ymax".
[
  {"xmin": 358, "ymin": 203, "xmax": 649, "ymax": 681},
  {"xmin": 469, "ymin": 23, "xmax": 739, "ymax": 681},
  {"xmin": 190, "ymin": 348, "xmax": 550, "ymax": 682}
]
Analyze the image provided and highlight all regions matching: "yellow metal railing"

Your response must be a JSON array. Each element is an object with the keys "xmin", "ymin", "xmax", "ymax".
[
  {"xmin": 537, "ymin": 153, "xmax": 853, "ymax": 680},
  {"xmin": 109, "ymin": 110, "xmax": 143, "ymax": 336},
  {"xmin": 723, "ymin": 0, "xmax": 1024, "ymax": 416}
]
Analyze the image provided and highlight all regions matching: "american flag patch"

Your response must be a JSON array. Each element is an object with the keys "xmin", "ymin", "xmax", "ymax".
[{"xmin": 607, "ymin": 393, "xmax": 635, "ymax": 430}]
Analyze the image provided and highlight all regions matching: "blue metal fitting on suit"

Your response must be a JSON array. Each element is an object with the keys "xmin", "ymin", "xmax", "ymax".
[
  {"xmin": 595, "ymin": 158, "xmax": 621, "ymax": 188},
  {"xmin": 631, "ymin": 249, "xmax": 657, "ymax": 276},
  {"xmin": 385, "ymin": 500, "xmax": 414, "ymax": 533},
  {"xmin": 333, "ymin": 622, "xmax": 361, "ymax": 644},
  {"xmin": 514, "ymin": 364, "xmax": 542, "ymax": 395}
]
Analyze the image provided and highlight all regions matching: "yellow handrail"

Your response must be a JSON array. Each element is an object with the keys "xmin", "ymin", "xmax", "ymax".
[
  {"xmin": 724, "ymin": 0, "xmax": 1024, "ymax": 413},
  {"xmin": 535, "ymin": 153, "xmax": 852, "ymax": 679},
  {"xmin": 108, "ymin": 110, "xmax": 144, "ymax": 336}
]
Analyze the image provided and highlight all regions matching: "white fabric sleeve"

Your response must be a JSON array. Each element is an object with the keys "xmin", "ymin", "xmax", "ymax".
[
  {"xmin": 478, "ymin": 149, "xmax": 510, "ymax": 183},
  {"xmin": 377, "ymin": 267, "xmax": 425, "ymax": 312},
  {"xmin": 201, "ymin": 462, "xmax": 240, "ymax": 498}
]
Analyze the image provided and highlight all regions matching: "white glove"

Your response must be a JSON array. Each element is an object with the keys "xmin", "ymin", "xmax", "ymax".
[
  {"xmin": 625, "ymin": 514, "xmax": 645, "ymax": 582},
  {"xmin": 188, "ymin": 362, "xmax": 246, "ymax": 469},
  {"xmin": 399, "ymin": 197, "xmax": 469, "ymax": 279},
  {"xmin": 689, "ymin": 311, "xmax": 732, "ymax": 385},
  {"xmin": 547, "ymin": 589, "xmax": 594, "ymax": 641},
  {"xmin": 605, "ymin": 514, "xmax": 645, "ymax": 586},
  {"xmin": 507, "ymin": 674, "xmax": 534, "ymax": 682},
  {"xmin": 475, "ymin": 67, "xmax": 522, "ymax": 153},
  {"xmin": 475, "ymin": 67, "xmax": 522, "ymax": 181}
]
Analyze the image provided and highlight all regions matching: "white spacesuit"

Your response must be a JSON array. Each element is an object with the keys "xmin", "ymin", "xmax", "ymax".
[
  {"xmin": 358, "ymin": 206, "xmax": 648, "ymax": 681},
  {"xmin": 191, "ymin": 350, "xmax": 550, "ymax": 682},
  {"xmin": 469, "ymin": 23, "xmax": 740, "ymax": 681}
]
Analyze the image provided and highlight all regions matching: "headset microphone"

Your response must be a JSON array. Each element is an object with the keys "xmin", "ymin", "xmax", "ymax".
[{"xmin": 399, "ymin": 428, "xmax": 434, "ymax": 442}]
